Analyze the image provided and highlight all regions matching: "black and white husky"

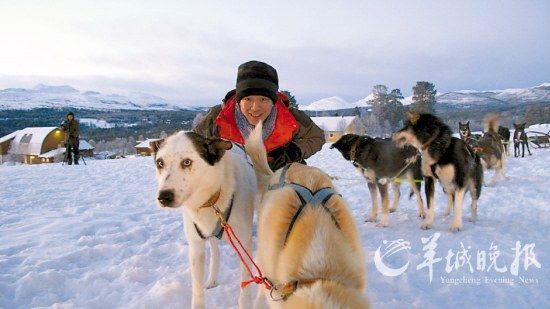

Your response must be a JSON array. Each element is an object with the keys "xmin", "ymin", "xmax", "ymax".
[
  {"xmin": 393, "ymin": 112, "xmax": 483, "ymax": 232},
  {"xmin": 331, "ymin": 134, "xmax": 425, "ymax": 227},
  {"xmin": 151, "ymin": 132, "xmax": 258, "ymax": 309}
]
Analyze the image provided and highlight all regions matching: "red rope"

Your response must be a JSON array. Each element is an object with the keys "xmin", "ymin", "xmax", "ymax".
[{"xmin": 223, "ymin": 224, "xmax": 272, "ymax": 290}]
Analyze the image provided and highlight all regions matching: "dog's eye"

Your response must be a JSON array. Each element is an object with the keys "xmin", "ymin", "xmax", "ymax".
[
  {"xmin": 156, "ymin": 159, "xmax": 164, "ymax": 169},
  {"xmin": 181, "ymin": 159, "xmax": 192, "ymax": 168}
]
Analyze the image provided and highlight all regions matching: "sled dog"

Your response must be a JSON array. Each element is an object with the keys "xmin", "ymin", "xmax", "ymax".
[
  {"xmin": 245, "ymin": 124, "xmax": 369, "ymax": 308},
  {"xmin": 473, "ymin": 114, "xmax": 507, "ymax": 184},
  {"xmin": 458, "ymin": 121, "xmax": 481, "ymax": 148},
  {"xmin": 152, "ymin": 132, "xmax": 258, "ymax": 309},
  {"xmin": 393, "ymin": 112, "xmax": 483, "ymax": 232},
  {"xmin": 331, "ymin": 134, "xmax": 425, "ymax": 227}
]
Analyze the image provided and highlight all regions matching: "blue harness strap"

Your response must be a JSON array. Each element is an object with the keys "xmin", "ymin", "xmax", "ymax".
[
  {"xmin": 267, "ymin": 164, "xmax": 341, "ymax": 246},
  {"xmin": 268, "ymin": 163, "xmax": 291, "ymax": 191}
]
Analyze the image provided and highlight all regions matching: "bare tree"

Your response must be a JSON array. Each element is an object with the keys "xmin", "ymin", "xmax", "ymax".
[{"xmin": 337, "ymin": 118, "xmax": 348, "ymax": 133}]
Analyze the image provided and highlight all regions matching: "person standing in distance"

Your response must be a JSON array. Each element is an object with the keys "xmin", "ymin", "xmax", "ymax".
[{"xmin": 61, "ymin": 111, "xmax": 80, "ymax": 165}]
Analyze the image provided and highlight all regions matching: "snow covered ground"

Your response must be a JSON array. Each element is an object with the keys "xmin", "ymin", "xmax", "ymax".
[{"xmin": 0, "ymin": 144, "xmax": 548, "ymax": 308}]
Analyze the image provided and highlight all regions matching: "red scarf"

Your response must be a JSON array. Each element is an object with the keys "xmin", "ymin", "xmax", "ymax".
[{"xmin": 214, "ymin": 92, "xmax": 298, "ymax": 152}]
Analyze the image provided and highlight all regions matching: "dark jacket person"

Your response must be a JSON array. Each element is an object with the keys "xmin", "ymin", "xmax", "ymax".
[
  {"xmin": 61, "ymin": 111, "xmax": 80, "ymax": 165},
  {"xmin": 194, "ymin": 60, "xmax": 325, "ymax": 170}
]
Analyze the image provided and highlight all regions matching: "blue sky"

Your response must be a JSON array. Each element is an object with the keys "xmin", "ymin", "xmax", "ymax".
[{"xmin": 0, "ymin": 0, "xmax": 548, "ymax": 106}]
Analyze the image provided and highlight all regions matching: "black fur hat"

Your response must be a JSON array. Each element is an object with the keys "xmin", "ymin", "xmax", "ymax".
[
  {"xmin": 67, "ymin": 111, "xmax": 74, "ymax": 117},
  {"xmin": 235, "ymin": 60, "xmax": 278, "ymax": 103}
]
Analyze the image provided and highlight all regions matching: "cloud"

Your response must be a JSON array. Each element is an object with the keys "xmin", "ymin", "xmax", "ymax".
[{"xmin": 0, "ymin": 0, "xmax": 548, "ymax": 106}]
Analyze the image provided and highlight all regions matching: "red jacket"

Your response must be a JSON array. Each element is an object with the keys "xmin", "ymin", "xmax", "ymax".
[{"xmin": 214, "ymin": 92, "xmax": 299, "ymax": 152}]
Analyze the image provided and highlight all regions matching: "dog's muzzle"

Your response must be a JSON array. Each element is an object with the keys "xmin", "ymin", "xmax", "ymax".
[{"xmin": 157, "ymin": 189, "xmax": 175, "ymax": 207}]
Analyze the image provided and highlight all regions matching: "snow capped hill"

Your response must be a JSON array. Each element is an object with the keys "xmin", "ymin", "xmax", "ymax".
[
  {"xmin": 300, "ymin": 96, "xmax": 352, "ymax": 111},
  {"xmin": 301, "ymin": 83, "xmax": 549, "ymax": 111},
  {"xmin": 301, "ymin": 94, "xmax": 379, "ymax": 111},
  {"xmin": 0, "ymin": 84, "xmax": 197, "ymax": 111},
  {"xmin": 437, "ymin": 83, "xmax": 550, "ymax": 107},
  {"xmin": 352, "ymin": 93, "xmax": 376, "ymax": 108}
]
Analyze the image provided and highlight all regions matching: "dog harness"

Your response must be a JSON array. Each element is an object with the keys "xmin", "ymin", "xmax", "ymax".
[
  {"xmin": 194, "ymin": 193, "xmax": 235, "ymax": 240},
  {"xmin": 264, "ymin": 164, "xmax": 344, "ymax": 301},
  {"xmin": 269, "ymin": 164, "xmax": 341, "ymax": 246}
]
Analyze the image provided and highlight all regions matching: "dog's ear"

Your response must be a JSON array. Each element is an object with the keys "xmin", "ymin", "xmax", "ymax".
[
  {"xmin": 466, "ymin": 121, "xmax": 470, "ymax": 126},
  {"xmin": 331, "ymin": 134, "xmax": 359, "ymax": 161},
  {"xmin": 185, "ymin": 132, "xmax": 232, "ymax": 165},
  {"xmin": 459, "ymin": 121, "xmax": 463, "ymax": 126},
  {"xmin": 203, "ymin": 138, "xmax": 233, "ymax": 165},
  {"xmin": 406, "ymin": 111, "xmax": 420, "ymax": 125},
  {"xmin": 150, "ymin": 139, "xmax": 165, "ymax": 153}
]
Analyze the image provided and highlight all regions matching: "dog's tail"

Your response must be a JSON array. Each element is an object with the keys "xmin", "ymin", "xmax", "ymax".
[
  {"xmin": 483, "ymin": 113, "xmax": 500, "ymax": 133},
  {"xmin": 244, "ymin": 122, "xmax": 274, "ymax": 194},
  {"xmin": 474, "ymin": 153, "xmax": 483, "ymax": 199}
]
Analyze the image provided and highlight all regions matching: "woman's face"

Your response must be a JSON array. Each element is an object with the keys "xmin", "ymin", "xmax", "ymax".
[{"xmin": 239, "ymin": 95, "xmax": 274, "ymax": 125}]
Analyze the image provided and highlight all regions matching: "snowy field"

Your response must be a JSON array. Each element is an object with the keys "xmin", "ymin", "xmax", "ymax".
[{"xmin": 0, "ymin": 144, "xmax": 548, "ymax": 308}]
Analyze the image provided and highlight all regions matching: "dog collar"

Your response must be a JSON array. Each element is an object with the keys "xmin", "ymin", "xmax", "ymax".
[
  {"xmin": 199, "ymin": 189, "xmax": 221, "ymax": 209},
  {"xmin": 269, "ymin": 278, "xmax": 341, "ymax": 301},
  {"xmin": 194, "ymin": 191, "xmax": 234, "ymax": 240}
]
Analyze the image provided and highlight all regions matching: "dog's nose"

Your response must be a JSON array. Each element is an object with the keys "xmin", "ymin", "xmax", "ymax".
[{"xmin": 157, "ymin": 190, "xmax": 175, "ymax": 206}]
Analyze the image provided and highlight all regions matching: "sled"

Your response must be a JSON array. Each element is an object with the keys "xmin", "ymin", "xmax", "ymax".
[{"xmin": 527, "ymin": 131, "xmax": 550, "ymax": 148}]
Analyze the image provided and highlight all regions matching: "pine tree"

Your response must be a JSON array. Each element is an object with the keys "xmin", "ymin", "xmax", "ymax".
[
  {"xmin": 281, "ymin": 90, "xmax": 298, "ymax": 108},
  {"xmin": 411, "ymin": 81, "xmax": 437, "ymax": 114},
  {"xmin": 387, "ymin": 89, "xmax": 405, "ymax": 131},
  {"xmin": 370, "ymin": 85, "xmax": 389, "ymax": 136}
]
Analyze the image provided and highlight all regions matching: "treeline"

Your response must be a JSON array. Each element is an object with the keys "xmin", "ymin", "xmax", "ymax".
[
  {"xmin": 0, "ymin": 108, "xmax": 200, "ymax": 141},
  {"xmin": 302, "ymin": 81, "xmax": 550, "ymax": 135},
  {"xmin": 350, "ymin": 81, "xmax": 437, "ymax": 136}
]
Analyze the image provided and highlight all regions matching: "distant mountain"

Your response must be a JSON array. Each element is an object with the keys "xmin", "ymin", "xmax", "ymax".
[
  {"xmin": 300, "ymin": 96, "xmax": 352, "ymax": 111},
  {"xmin": 437, "ymin": 83, "xmax": 550, "ymax": 108},
  {"xmin": 0, "ymin": 84, "xmax": 198, "ymax": 111},
  {"xmin": 300, "ymin": 83, "xmax": 550, "ymax": 111}
]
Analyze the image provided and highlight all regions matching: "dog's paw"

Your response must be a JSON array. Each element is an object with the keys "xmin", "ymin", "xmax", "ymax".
[
  {"xmin": 468, "ymin": 216, "xmax": 477, "ymax": 223},
  {"xmin": 389, "ymin": 208, "xmax": 397, "ymax": 213},
  {"xmin": 365, "ymin": 216, "xmax": 378, "ymax": 223},
  {"xmin": 418, "ymin": 212, "xmax": 426, "ymax": 219},
  {"xmin": 449, "ymin": 223, "xmax": 462, "ymax": 232},
  {"xmin": 376, "ymin": 220, "xmax": 389, "ymax": 228},
  {"xmin": 204, "ymin": 280, "xmax": 218, "ymax": 289},
  {"xmin": 420, "ymin": 221, "xmax": 432, "ymax": 230}
]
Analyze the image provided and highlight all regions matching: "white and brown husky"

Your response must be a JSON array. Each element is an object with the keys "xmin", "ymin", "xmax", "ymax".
[{"xmin": 245, "ymin": 124, "xmax": 369, "ymax": 308}]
